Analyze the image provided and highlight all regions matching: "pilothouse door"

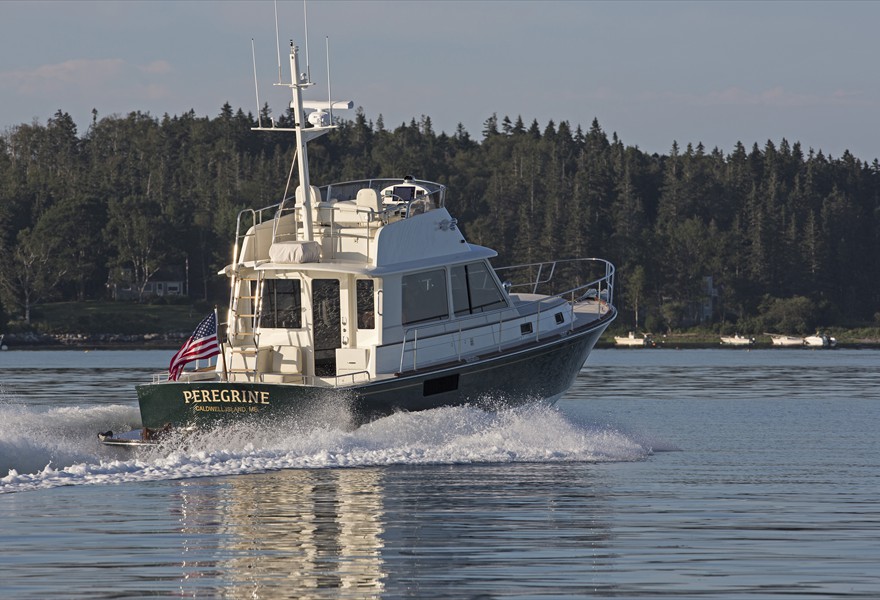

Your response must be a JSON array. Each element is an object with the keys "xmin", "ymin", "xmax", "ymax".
[{"xmin": 312, "ymin": 279, "xmax": 341, "ymax": 376}]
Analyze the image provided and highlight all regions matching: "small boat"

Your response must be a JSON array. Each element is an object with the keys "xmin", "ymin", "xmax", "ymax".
[
  {"xmin": 803, "ymin": 333, "xmax": 837, "ymax": 348},
  {"xmin": 99, "ymin": 34, "xmax": 617, "ymax": 446},
  {"xmin": 767, "ymin": 334, "xmax": 804, "ymax": 347},
  {"xmin": 614, "ymin": 331, "xmax": 653, "ymax": 347},
  {"xmin": 720, "ymin": 334, "xmax": 754, "ymax": 346}
]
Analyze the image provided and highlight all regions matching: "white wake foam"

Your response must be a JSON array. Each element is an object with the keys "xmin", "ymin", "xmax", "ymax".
[{"xmin": 0, "ymin": 402, "xmax": 649, "ymax": 494}]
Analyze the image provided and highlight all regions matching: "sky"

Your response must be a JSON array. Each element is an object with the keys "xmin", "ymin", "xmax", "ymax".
[{"xmin": 2, "ymin": 0, "xmax": 879, "ymax": 161}]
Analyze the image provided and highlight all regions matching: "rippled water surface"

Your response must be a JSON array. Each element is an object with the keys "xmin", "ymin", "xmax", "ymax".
[{"xmin": 1, "ymin": 348, "xmax": 879, "ymax": 598}]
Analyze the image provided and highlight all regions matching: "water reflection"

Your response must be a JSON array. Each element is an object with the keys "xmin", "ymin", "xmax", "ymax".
[
  {"xmin": 163, "ymin": 462, "xmax": 619, "ymax": 598},
  {"xmin": 173, "ymin": 468, "xmax": 385, "ymax": 598},
  {"xmin": 376, "ymin": 463, "xmax": 615, "ymax": 597}
]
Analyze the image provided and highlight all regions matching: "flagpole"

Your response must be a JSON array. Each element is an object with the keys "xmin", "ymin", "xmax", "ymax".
[{"xmin": 216, "ymin": 306, "xmax": 229, "ymax": 382}]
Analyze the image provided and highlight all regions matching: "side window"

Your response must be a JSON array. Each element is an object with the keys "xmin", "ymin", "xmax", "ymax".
[
  {"xmin": 356, "ymin": 279, "xmax": 375, "ymax": 329},
  {"xmin": 402, "ymin": 269, "xmax": 448, "ymax": 325},
  {"xmin": 466, "ymin": 262, "xmax": 507, "ymax": 312},
  {"xmin": 450, "ymin": 262, "xmax": 507, "ymax": 316},
  {"xmin": 261, "ymin": 279, "xmax": 302, "ymax": 328}
]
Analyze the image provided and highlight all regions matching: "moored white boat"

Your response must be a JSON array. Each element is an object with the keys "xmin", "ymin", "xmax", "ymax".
[
  {"xmin": 99, "ymin": 33, "xmax": 616, "ymax": 446},
  {"xmin": 614, "ymin": 331, "xmax": 653, "ymax": 347},
  {"xmin": 803, "ymin": 333, "xmax": 837, "ymax": 348},
  {"xmin": 767, "ymin": 334, "xmax": 804, "ymax": 347},
  {"xmin": 720, "ymin": 334, "xmax": 754, "ymax": 346}
]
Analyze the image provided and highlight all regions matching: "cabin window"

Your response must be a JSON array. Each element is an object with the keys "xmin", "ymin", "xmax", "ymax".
[
  {"xmin": 261, "ymin": 279, "xmax": 302, "ymax": 328},
  {"xmin": 356, "ymin": 279, "xmax": 375, "ymax": 329},
  {"xmin": 402, "ymin": 269, "xmax": 448, "ymax": 325},
  {"xmin": 451, "ymin": 262, "xmax": 507, "ymax": 317}
]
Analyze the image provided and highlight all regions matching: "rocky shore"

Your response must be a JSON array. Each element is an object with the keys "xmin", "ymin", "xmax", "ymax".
[{"xmin": 2, "ymin": 331, "xmax": 187, "ymax": 349}]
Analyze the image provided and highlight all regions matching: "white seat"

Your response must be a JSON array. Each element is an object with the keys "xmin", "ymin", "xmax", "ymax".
[
  {"xmin": 259, "ymin": 346, "xmax": 304, "ymax": 383},
  {"xmin": 274, "ymin": 346, "xmax": 302, "ymax": 373},
  {"xmin": 334, "ymin": 188, "xmax": 382, "ymax": 225},
  {"xmin": 295, "ymin": 184, "xmax": 321, "ymax": 207},
  {"xmin": 315, "ymin": 201, "xmax": 336, "ymax": 225},
  {"xmin": 356, "ymin": 188, "xmax": 381, "ymax": 213}
]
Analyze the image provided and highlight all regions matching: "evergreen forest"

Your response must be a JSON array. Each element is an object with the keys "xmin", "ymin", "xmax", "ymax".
[{"xmin": 1, "ymin": 105, "xmax": 879, "ymax": 335}]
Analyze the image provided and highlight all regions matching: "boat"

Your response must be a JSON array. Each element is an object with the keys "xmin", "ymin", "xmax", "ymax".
[
  {"xmin": 614, "ymin": 331, "xmax": 653, "ymax": 347},
  {"xmin": 99, "ymin": 37, "xmax": 617, "ymax": 446},
  {"xmin": 767, "ymin": 333, "xmax": 804, "ymax": 347},
  {"xmin": 803, "ymin": 332, "xmax": 837, "ymax": 348},
  {"xmin": 720, "ymin": 334, "xmax": 754, "ymax": 346}
]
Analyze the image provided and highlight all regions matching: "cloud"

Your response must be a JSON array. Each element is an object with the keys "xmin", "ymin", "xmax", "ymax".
[
  {"xmin": 140, "ymin": 60, "xmax": 172, "ymax": 75},
  {"xmin": 675, "ymin": 86, "xmax": 871, "ymax": 109},
  {"xmin": 567, "ymin": 86, "xmax": 873, "ymax": 112},
  {"xmin": 0, "ymin": 58, "xmax": 173, "ymax": 96},
  {"xmin": 0, "ymin": 59, "xmax": 125, "ymax": 95},
  {"xmin": 139, "ymin": 83, "xmax": 172, "ymax": 101}
]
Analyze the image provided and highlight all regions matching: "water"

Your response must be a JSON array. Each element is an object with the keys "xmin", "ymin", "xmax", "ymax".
[{"xmin": 1, "ymin": 348, "xmax": 878, "ymax": 598}]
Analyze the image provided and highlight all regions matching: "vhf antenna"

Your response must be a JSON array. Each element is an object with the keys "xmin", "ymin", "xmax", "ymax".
[
  {"xmin": 303, "ymin": 0, "xmax": 312, "ymax": 83},
  {"xmin": 275, "ymin": 0, "xmax": 312, "ymax": 84},
  {"xmin": 326, "ymin": 36, "xmax": 333, "ymax": 124},
  {"xmin": 251, "ymin": 39, "xmax": 262, "ymax": 128},
  {"xmin": 274, "ymin": 0, "xmax": 283, "ymax": 83}
]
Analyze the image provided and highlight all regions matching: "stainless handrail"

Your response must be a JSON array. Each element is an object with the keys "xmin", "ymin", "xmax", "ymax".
[
  {"xmin": 496, "ymin": 258, "xmax": 616, "ymax": 307},
  {"xmin": 334, "ymin": 370, "xmax": 371, "ymax": 386}
]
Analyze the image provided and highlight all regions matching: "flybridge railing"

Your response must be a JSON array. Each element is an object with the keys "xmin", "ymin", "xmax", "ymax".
[
  {"xmin": 232, "ymin": 204, "xmax": 282, "ymax": 265},
  {"xmin": 398, "ymin": 258, "xmax": 615, "ymax": 373},
  {"xmin": 232, "ymin": 179, "xmax": 447, "ymax": 262},
  {"xmin": 322, "ymin": 178, "xmax": 447, "ymax": 209}
]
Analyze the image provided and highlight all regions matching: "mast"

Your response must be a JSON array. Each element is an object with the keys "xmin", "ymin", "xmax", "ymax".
[{"xmin": 287, "ymin": 41, "xmax": 315, "ymax": 241}]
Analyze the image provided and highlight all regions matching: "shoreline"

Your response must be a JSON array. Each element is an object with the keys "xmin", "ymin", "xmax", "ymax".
[
  {"xmin": 597, "ymin": 341, "xmax": 880, "ymax": 350},
  {"xmin": 4, "ymin": 335, "xmax": 879, "ymax": 352},
  {"xmin": 0, "ymin": 332, "xmax": 185, "ymax": 351}
]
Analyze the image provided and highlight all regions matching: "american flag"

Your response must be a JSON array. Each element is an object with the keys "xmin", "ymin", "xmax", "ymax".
[{"xmin": 168, "ymin": 313, "xmax": 221, "ymax": 381}]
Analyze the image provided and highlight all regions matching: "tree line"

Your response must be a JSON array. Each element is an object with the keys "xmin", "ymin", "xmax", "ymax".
[{"xmin": 1, "ymin": 105, "xmax": 879, "ymax": 334}]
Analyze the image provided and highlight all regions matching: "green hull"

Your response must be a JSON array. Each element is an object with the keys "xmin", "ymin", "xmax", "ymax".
[{"xmin": 136, "ymin": 316, "xmax": 612, "ymax": 430}]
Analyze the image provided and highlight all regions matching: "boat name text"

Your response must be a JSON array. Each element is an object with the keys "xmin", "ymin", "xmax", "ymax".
[{"xmin": 183, "ymin": 389, "xmax": 270, "ymax": 405}]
